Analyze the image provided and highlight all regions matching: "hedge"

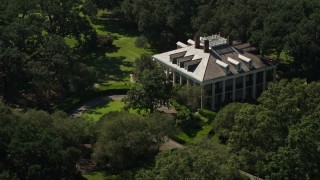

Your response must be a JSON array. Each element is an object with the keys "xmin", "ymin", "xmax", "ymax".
[{"xmin": 198, "ymin": 108, "xmax": 217, "ymax": 122}]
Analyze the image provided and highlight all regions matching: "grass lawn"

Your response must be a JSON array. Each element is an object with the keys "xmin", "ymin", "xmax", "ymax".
[
  {"xmin": 175, "ymin": 124, "xmax": 212, "ymax": 144},
  {"xmin": 82, "ymin": 100, "xmax": 125, "ymax": 122},
  {"xmin": 269, "ymin": 51, "xmax": 294, "ymax": 64},
  {"xmin": 59, "ymin": 10, "xmax": 154, "ymax": 111},
  {"xmin": 172, "ymin": 110, "xmax": 228, "ymax": 153},
  {"xmin": 82, "ymin": 99, "xmax": 147, "ymax": 122},
  {"xmin": 82, "ymin": 165, "xmax": 140, "ymax": 180},
  {"xmin": 86, "ymin": 10, "xmax": 154, "ymax": 91},
  {"xmin": 83, "ymin": 170, "xmax": 136, "ymax": 180},
  {"xmin": 83, "ymin": 172, "xmax": 110, "ymax": 180}
]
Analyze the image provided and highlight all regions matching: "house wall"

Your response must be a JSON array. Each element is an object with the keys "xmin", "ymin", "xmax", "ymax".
[{"xmin": 160, "ymin": 60, "xmax": 276, "ymax": 111}]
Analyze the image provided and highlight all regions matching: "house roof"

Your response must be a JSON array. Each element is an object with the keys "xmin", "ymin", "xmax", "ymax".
[{"xmin": 153, "ymin": 37, "xmax": 273, "ymax": 83}]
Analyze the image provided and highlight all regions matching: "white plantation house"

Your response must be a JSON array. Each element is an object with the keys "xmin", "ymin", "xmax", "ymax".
[{"xmin": 153, "ymin": 35, "xmax": 276, "ymax": 110}]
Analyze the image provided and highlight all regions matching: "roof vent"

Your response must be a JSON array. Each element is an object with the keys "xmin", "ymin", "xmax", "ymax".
[
  {"xmin": 187, "ymin": 39, "xmax": 195, "ymax": 45},
  {"xmin": 238, "ymin": 54, "xmax": 252, "ymax": 68},
  {"xmin": 228, "ymin": 57, "xmax": 241, "ymax": 71},
  {"xmin": 176, "ymin": 41, "xmax": 188, "ymax": 48},
  {"xmin": 216, "ymin": 60, "xmax": 230, "ymax": 74}
]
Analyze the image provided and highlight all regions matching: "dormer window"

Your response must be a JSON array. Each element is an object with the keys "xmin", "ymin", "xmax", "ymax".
[
  {"xmin": 216, "ymin": 60, "xmax": 230, "ymax": 74},
  {"xmin": 238, "ymin": 54, "xmax": 252, "ymax": 69},
  {"xmin": 227, "ymin": 57, "xmax": 241, "ymax": 72},
  {"xmin": 184, "ymin": 59, "xmax": 201, "ymax": 72}
]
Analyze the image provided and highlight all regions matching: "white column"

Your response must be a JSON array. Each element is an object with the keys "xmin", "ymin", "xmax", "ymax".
[
  {"xmin": 180, "ymin": 74, "xmax": 183, "ymax": 85},
  {"xmin": 211, "ymin": 83, "xmax": 216, "ymax": 110},
  {"xmin": 263, "ymin": 70, "xmax": 267, "ymax": 91},
  {"xmin": 187, "ymin": 79, "xmax": 190, "ymax": 86},
  {"xmin": 273, "ymin": 68, "xmax": 276, "ymax": 81},
  {"xmin": 173, "ymin": 71, "xmax": 176, "ymax": 85},
  {"xmin": 166, "ymin": 67, "xmax": 169, "ymax": 79},
  {"xmin": 252, "ymin": 73, "xmax": 257, "ymax": 99},
  {"xmin": 222, "ymin": 80, "xmax": 226, "ymax": 102},
  {"xmin": 232, "ymin": 78, "xmax": 236, "ymax": 101},
  {"xmin": 242, "ymin": 76, "xmax": 246, "ymax": 100}
]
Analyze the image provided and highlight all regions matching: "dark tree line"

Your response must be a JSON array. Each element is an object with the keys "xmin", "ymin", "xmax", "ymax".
[
  {"xmin": 213, "ymin": 79, "xmax": 320, "ymax": 179},
  {"xmin": 0, "ymin": 0, "xmax": 97, "ymax": 109},
  {"xmin": 0, "ymin": 102, "xmax": 176, "ymax": 179},
  {"xmin": 0, "ymin": 102, "xmax": 95, "ymax": 179}
]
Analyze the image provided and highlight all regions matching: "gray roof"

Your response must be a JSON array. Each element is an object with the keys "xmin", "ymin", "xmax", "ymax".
[{"xmin": 153, "ymin": 42, "xmax": 273, "ymax": 83}]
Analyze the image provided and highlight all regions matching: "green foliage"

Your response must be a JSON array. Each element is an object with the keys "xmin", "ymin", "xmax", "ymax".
[
  {"xmin": 198, "ymin": 108, "xmax": 217, "ymax": 122},
  {"xmin": 170, "ymin": 99, "xmax": 192, "ymax": 128},
  {"xmin": 212, "ymin": 102, "xmax": 244, "ymax": 138},
  {"xmin": 0, "ymin": 102, "xmax": 93, "ymax": 179},
  {"xmin": 120, "ymin": 0, "xmax": 198, "ymax": 50},
  {"xmin": 82, "ymin": 10, "xmax": 154, "ymax": 93},
  {"xmin": 115, "ymin": 0, "xmax": 320, "ymax": 80},
  {"xmin": 97, "ymin": 33, "xmax": 115, "ymax": 47},
  {"xmin": 218, "ymin": 129, "xmax": 229, "ymax": 144},
  {"xmin": 133, "ymin": 54, "xmax": 156, "ymax": 78},
  {"xmin": 175, "ymin": 85, "xmax": 204, "ymax": 112},
  {"xmin": 82, "ymin": 0, "xmax": 98, "ymax": 17},
  {"xmin": 170, "ymin": 99, "xmax": 215, "ymax": 144},
  {"xmin": 0, "ymin": 0, "xmax": 97, "ymax": 109},
  {"xmin": 135, "ymin": 36, "xmax": 148, "ymax": 48},
  {"xmin": 227, "ymin": 79, "xmax": 320, "ymax": 179},
  {"xmin": 93, "ymin": 0, "xmax": 123, "ymax": 10},
  {"xmin": 136, "ymin": 141, "xmax": 239, "ymax": 179},
  {"xmin": 124, "ymin": 55, "xmax": 172, "ymax": 113},
  {"xmin": 93, "ymin": 112, "xmax": 174, "ymax": 170}
]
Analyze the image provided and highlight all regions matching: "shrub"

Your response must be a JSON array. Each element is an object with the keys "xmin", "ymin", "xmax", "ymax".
[
  {"xmin": 135, "ymin": 36, "xmax": 148, "ymax": 48},
  {"xmin": 80, "ymin": 29, "xmax": 98, "ymax": 51},
  {"xmin": 98, "ymin": 33, "xmax": 115, "ymax": 47},
  {"xmin": 170, "ymin": 99, "xmax": 192, "ymax": 128},
  {"xmin": 198, "ymin": 109, "xmax": 217, "ymax": 122},
  {"xmin": 218, "ymin": 129, "xmax": 229, "ymax": 144},
  {"xmin": 175, "ymin": 86, "xmax": 204, "ymax": 112}
]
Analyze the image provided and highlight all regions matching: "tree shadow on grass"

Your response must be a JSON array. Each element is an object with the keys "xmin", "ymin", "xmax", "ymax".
[
  {"xmin": 69, "ymin": 96, "xmax": 114, "ymax": 117},
  {"xmin": 105, "ymin": 44, "xmax": 120, "ymax": 54},
  {"xmin": 83, "ymin": 47, "xmax": 134, "ymax": 83},
  {"xmin": 85, "ymin": 98, "xmax": 114, "ymax": 115},
  {"xmin": 92, "ymin": 17, "xmax": 140, "ymax": 37},
  {"xmin": 181, "ymin": 119, "xmax": 203, "ymax": 138}
]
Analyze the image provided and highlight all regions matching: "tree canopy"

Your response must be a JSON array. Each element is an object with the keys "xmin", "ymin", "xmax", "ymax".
[
  {"xmin": 218, "ymin": 79, "xmax": 320, "ymax": 179},
  {"xmin": 0, "ymin": 0, "xmax": 96, "ymax": 109},
  {"xmin": 136, "ymin": 141, "xmax": 238, "ymax": 180},
  {"xmin": 124, "ymin": 55, "xmax": 172, "ymax": 113},
  {"xmin": 93, "ymin": 112, "xmax": 174, "ymax": 170},
  {"xmin": 108, "ymin": 0, "xmax": 320, "ymax": 80},
  {"xmin": 175, "ymin": 85, "xmax": 204, "ymax": 112},
  {"xmin": 0, "ymin": 102, "xmax": 94, "ymax": 179}
]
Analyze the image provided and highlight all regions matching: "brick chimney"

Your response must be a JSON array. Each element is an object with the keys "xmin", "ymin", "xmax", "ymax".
[
  {"xmin": 204, "ymin": 39, "xmax": 209, "ymax": 52},
  {"xmin": 227, "ymin": 36, "xmax": 233, "ymax": 46},
  {"xmin": 194, "ymin": 36, "xmax": 200, "ymax": 48},
  {"xmin": 219, "ymin": 32, "xmax": 224, "ymax": 38}
]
